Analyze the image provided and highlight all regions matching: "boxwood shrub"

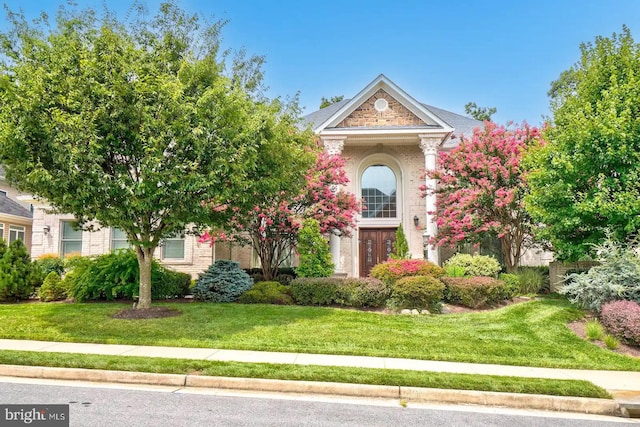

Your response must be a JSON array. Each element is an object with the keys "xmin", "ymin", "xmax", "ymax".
[
  {"xmin": 290, "ymin": 277, "xmax": 341, "ymax": 306},
  {"xmin": 391, "ymin": 275, "xmax": 445, "ymax": 310},
  {"xmin": 238, "ymin": 281, "xmax": 293, "ymax": 305},
  {"xmin": 442, "ymin": 276, "xmax": 509, "ymax": 308}
]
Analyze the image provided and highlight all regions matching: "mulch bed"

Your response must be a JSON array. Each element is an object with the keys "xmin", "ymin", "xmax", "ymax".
[
  {"xmin": 111, "ymin": 306, "xmax": 181, "ymax": 319},
  {"xmin": 567, "ymin": 319, "xmax": 640, "ymax": 359}
]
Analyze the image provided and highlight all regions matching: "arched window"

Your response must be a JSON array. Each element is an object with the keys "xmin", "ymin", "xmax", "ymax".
[{"xmin": 361, "ymin": 165, "xmax": 397, "ymax": 218}]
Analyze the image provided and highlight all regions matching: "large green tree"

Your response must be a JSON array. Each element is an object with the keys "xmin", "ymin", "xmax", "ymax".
[
  {"xmin": 0, "ymin": 2, "xmax": 308, "ymax": 308},
  {"xmin": 525, "ymin": 26, "xmax": 640, "ymax": 260}
]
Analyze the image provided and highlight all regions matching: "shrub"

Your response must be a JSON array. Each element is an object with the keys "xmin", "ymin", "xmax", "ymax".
[
  {"xmin": 600, "ymin": 300, "xmax": 640, "ymax": 346},
  {"xmin": 444, "ymin": 253, "xmax": 501, "ymax": 277},
  {"xmin": 338, "ymin": 278, "xmax": 390, "ymax": 308},
  {"xmin": 390, "ymin": 275, "xmax": 444, "ymax": 310},
  {"xmin": 63, "ymin": 250, "xmax": 190, "ymax": 302},
  {"xmin": 0, "ymin": 239, "xmax": 37, "ymax": 301},
  {"xmin": 390, "ymin": 224, "xmax": 410, "ymax": 259},
  {"xmin": 296, "ymin": 218, "xmax": 334, "ymax": 278},
  {"xmin": 560, "ymin": 239, "xmax": 640, "ymax": 311},
  {"xmin": 498, "ymin": 273, "xmax": 520, "ymax": 299},
  {"xmin": 370, "ymin": 259, "xmax": 444, "ymax": 286},
  {"xmin": 239, "ymin": 281, "xmax": 293, "ymax": 305},
  {"xmin": 289, "ymin": 277, "xmax": 341, "ymax": 305},
  {"xmin": 442, "ymin": 276, "xmax": 508, "ymax": 308},
  {"xmin": 515, "ymin": 267, "xmax": 546, "ymax": 294},
  {"xmin": 193, "ymin": 260, "xmax": 253, "ymax": 302},
  {"xmin": 38, "ymin": 271, "xmax": 66, "ymax": 302},
  {"xmin": 32, "ymin": 254, "xmax": 65, "ymax": 286},
  {"xmin": 444, "ymin": 265, "xmax": 465, "ymax": 277}
]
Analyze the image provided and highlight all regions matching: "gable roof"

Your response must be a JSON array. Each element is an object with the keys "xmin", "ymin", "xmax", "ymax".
[
  {"xmin": 0, "ymin": 194, "xmax": 32, "ymax": 219},
  {"xmin": 301, "ymin": 74, "xmax": 482, "ymax": 144}
]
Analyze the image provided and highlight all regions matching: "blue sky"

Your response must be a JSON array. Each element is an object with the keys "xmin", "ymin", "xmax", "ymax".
[{"xmin": 2, "ymin": 1, "xmax": 640, "ymax": 125}]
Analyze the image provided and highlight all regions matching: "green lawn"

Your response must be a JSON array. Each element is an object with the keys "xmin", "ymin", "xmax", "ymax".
[
  {"xmin": 0, "ymin": 349, "xmax": 610, "ymax": 399},
  {"xmin": 1, "ymin": 298, "xmax": 639, "ymax": 371}
]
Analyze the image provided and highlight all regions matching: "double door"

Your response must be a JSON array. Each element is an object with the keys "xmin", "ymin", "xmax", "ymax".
[{"xmin": 359, "ymin": 228, "xmax": 396, "ymax": 277}]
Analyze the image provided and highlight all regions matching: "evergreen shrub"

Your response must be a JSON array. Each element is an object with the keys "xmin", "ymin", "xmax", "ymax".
[
  {"xmin": 193, "ymin": 259, "xmax": 253, "ymax": 302},
  {"xmin": 444, "ymin": 253, "xmax": 501, "ymax": 277},
  {"xmin": 338, "ymin": 278, "xmax": 390, "ymax": 308},
  {"xmin": 38, "ymin": 271, "xmax": 66, "ymax": 302},
  {"xmin": 238, "ymin": 281, "xmax": 293, "ymax": 305},
  {"xmin": 296, "ymin": 219, "xmax": 334, "ymax": 278},
  {"xmin": 390, "ymin": 275, "xmax": 445, "ymax": 310},
  {"xmin": 289, "ymin": 277, "xmax": 341, "ymax": 305},
  {"xmin": 0, "ymin": 239, "xmax": 37, "ymax": 301},
  {"xmin": 442, "ymin": 276, "xmax": 508, "ymax": 308}
]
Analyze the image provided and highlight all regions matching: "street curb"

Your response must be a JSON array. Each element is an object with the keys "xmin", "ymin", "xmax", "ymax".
[{"xmin": 0, "ymin": 365, "xmax": 624, "ymax": 417}]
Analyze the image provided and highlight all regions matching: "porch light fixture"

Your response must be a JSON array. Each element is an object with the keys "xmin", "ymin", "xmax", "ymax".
[
  {"xmin": 43, "ymin": 225, "xmax": 50, "ymax": 235},
  {"xmin": 413, "ymin": 215, "xmax": 419, "ymax": 227}
]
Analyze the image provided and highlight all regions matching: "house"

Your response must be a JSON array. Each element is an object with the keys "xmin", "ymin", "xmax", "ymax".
[
  {"xmin": 0, "ymin": 166, "xmax": 33, "ymax": 250},
  {"xmin": 26, "ymin": 74, "xmax": 550, "ymax": 277}
]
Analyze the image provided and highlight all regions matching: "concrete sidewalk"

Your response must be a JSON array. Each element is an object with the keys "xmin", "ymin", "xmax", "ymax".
[{"xmin": 1, "ymin": 338, "xmax": 639, "ymax": 417}]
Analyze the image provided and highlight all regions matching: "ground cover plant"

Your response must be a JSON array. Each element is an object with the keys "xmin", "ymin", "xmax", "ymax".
[
  {"xmin": 0, "ymin": 350, "xmax": 610, "ymax": 399},
  {"xmin": 1, "ymin": 298, "xmax": 639, "ymax": 371}
]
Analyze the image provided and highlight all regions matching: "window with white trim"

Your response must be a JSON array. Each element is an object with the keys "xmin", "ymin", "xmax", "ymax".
[
  {"xmin": 61, "ymin": 220, "xmax": 82, "ymax": 256},
  {"xmin": 0, "ymin": 223, "xmax": 4, "ymax": 240},
  {"xmin": 9, "ymin": 225, "xmax": 25, "ymax": 243},
  {"xmin": 162, "ymin": 234, "xmax": 185, "ymax": 260},
  {"xmin": 111, "ymin": 228, "xmax": 130, "ymax": 250}
]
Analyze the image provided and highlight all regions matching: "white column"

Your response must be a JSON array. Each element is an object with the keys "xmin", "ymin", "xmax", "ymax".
[
  {"xmin": 419, "ymin": 135, "xmax": 440, "ymax": 265},
  {"xmin": 321, "ymin": 136, "xmax": 346, "ymax": 274}
]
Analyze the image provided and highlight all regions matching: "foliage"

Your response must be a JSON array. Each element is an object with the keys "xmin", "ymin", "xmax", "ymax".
[
  {"xmin": 603, "ymin": 334, "xmax": 619, "ymax": 350},
  {"xmin": 296, "ymin": 218, "xmax": 334, "ymax": 278},
  {"xmin": 560, "ymin": 238, "xmax": 640, "ymax": 311},
  {"xmin": 193, "ymin": 260, "xmax": 253, "ymax": 302},
  {"xmin": 0, "ymin": 2, "xmax": 293, "ymax": 308},
  {"xmin": 444, "ymin": 265, "xmax": 466, "ymax": 277},
  {"xmin": 444, "ymin": 253, "xmax": 501, "ymax": 277},
  {"xmin": 338, "ymin": 278, "xmax": 390, "ymax": 308},
  {"xmin": 499, "ymin": 273, "xmax": 521, "ymax": 297},
  {"xmin": 319, "ymin": 95, "xmax": 345, "ymax": 109},
  {"xmin": 424, "ymin": 122, "xmax": 545, "ymax": 271},
  {"xmin": 525, "ymin": 26, "xmax": 640, "ymax": 260},
  {"xmin": 585, "ymin": 319, "xmax": 604, "ymax": 341},
  {"xmin": 464, "ymin": 102, "xmax": 496, "ymax": 121},
  {"xmin": 202, "ymin": 152, "xmax": 359, "ymax": 280},
  {"xmin": 289, "ymin": 277, "xmax": 341, "ymax": 305},
  {"xmin": 238, "ymin": 281, "xmax": 293, "ymax": 305},
  {"xmin": 390, "ymin": 276, "xmax": 445, "ymax": 310},
  {"xmin": 0, "ymin": 239, "xmax": 36, "ymax": 301},
  {"xmin": 442, "ymin": 276, "xmax": 510, "ymax": 308},
  {"xmin": 63, "ymin": 250, "xmax": 190, "ymax": 302},
  {"xmin": 600, "ymin": 300, "xmax": 640, "ymax": 346},
  {"xmin": 370, "ymin": 259, "xmax": 444, "ymax": 286},
  {"xmin": 390, "ymin": 223, "xmax": 411, "ymax": 259},
  {"xmin": 38, "ymin": 271, "xmax": 66, "ymax": 302},
  {"xmin": 515, "ymin": 267, "xmax": 546, "ymax": 294},
  {"xmin": 32, "ymin": 254, "xmax": 65, "ymax": 286}
]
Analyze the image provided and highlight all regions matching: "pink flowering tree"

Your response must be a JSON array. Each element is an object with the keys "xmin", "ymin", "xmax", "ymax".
[
  {"xmin": 423, "ymin": 122, "xmax": 545, "ymax": 272},
  {"xmin": 201, "ymin": 152, "xmax": 360, "ymax": 280}
]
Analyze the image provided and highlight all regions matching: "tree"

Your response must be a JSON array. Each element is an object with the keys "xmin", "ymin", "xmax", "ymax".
[
  {"xmin": 296, "ymin": 218, "xmax": 334, "ymax": 277},
  {"xmin": 319, "ymin": 95, "xmax": 345, "ymax": 109},
  {"xmin": 424, "ymin": 122, "xmax": 544, "ymax": 272},
  {"xmin": 391, "ymin": 223, "xmax": 410, "ymax": 259},
  {"xmin": 0, "ymin": 2, "xmax": 289, "ymax": 309},
  {"xmin": 525, "ymin": 26, "xmax": 640, "ymax": 261},
  {"xmin": 464, "ymin": 102, "xmax": 497, "ymax": 121},
  {"xmin": 200, "ymin": 152, "xmax": 360, "ymax": 280}
]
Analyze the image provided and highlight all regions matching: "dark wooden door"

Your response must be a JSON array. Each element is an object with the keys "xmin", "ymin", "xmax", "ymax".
[{"xmin": 359, "ymin": 228, "xmax": 396, "ymax": 277}]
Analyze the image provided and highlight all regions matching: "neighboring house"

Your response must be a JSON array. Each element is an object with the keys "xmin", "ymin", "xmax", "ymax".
[
  {"xmin": 26, "ymin": 74, "xmax": 550, "ymax": 278},
  {"xmin": 0, "ymin": 166, "xmax": 33, "ymax": 250}
]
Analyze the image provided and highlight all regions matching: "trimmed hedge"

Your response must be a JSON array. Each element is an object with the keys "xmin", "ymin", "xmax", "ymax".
[
  {"xmin": 391, "ymin": 275, "xmax": 445, "ymax": 310},
  {"xmin": 370, "ymin": 259, "xmax": 444, "ymax": 286},
  {"xmin": 289, "ymin": 277, "xmax": 390, "ymax": 308},
  {"xmin": 444, "ymin": 253, "xmax": 501, "ymax": 277},
  {"xmin": 442, "ymin": 276, "xmax": 510, "ymax": 308},
  {"xmin": 600, "ymin": 300, "xmax": 640, "ymax": 346},
  {"xmin": 238, "ymin": 281, "xmax": 293, "ymax": 305}
]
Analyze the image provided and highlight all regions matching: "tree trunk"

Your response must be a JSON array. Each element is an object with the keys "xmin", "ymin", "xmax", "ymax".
[{"xmin": 135, "ymin": 246, "xmax": 155, "ymax": 309}]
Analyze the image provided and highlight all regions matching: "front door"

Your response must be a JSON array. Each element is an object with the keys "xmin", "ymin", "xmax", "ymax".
[{"xmin": 359, "ymin": 228, "xmax": 396, "ymax": 277}]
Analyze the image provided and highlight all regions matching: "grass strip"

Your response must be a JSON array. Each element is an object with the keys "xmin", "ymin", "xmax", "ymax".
[{"xmin": 0, "ymin": 350, "xmax": 611, "ymax": 399}]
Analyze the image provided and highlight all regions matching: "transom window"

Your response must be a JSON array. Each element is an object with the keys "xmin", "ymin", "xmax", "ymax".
[{"xmin": 361, "ymin": 165, "xmax": 397, "ymax": 218}]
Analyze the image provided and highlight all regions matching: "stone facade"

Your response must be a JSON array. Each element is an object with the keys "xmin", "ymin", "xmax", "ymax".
[{"xmin": 335, "ymin": 89, "xmax": 425, "ymax": 128}]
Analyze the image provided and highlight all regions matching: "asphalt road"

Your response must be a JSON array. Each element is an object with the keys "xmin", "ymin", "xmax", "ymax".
[{"xmin": 0, "ymin": 378, "xmax": 637, "ymax": 427}]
